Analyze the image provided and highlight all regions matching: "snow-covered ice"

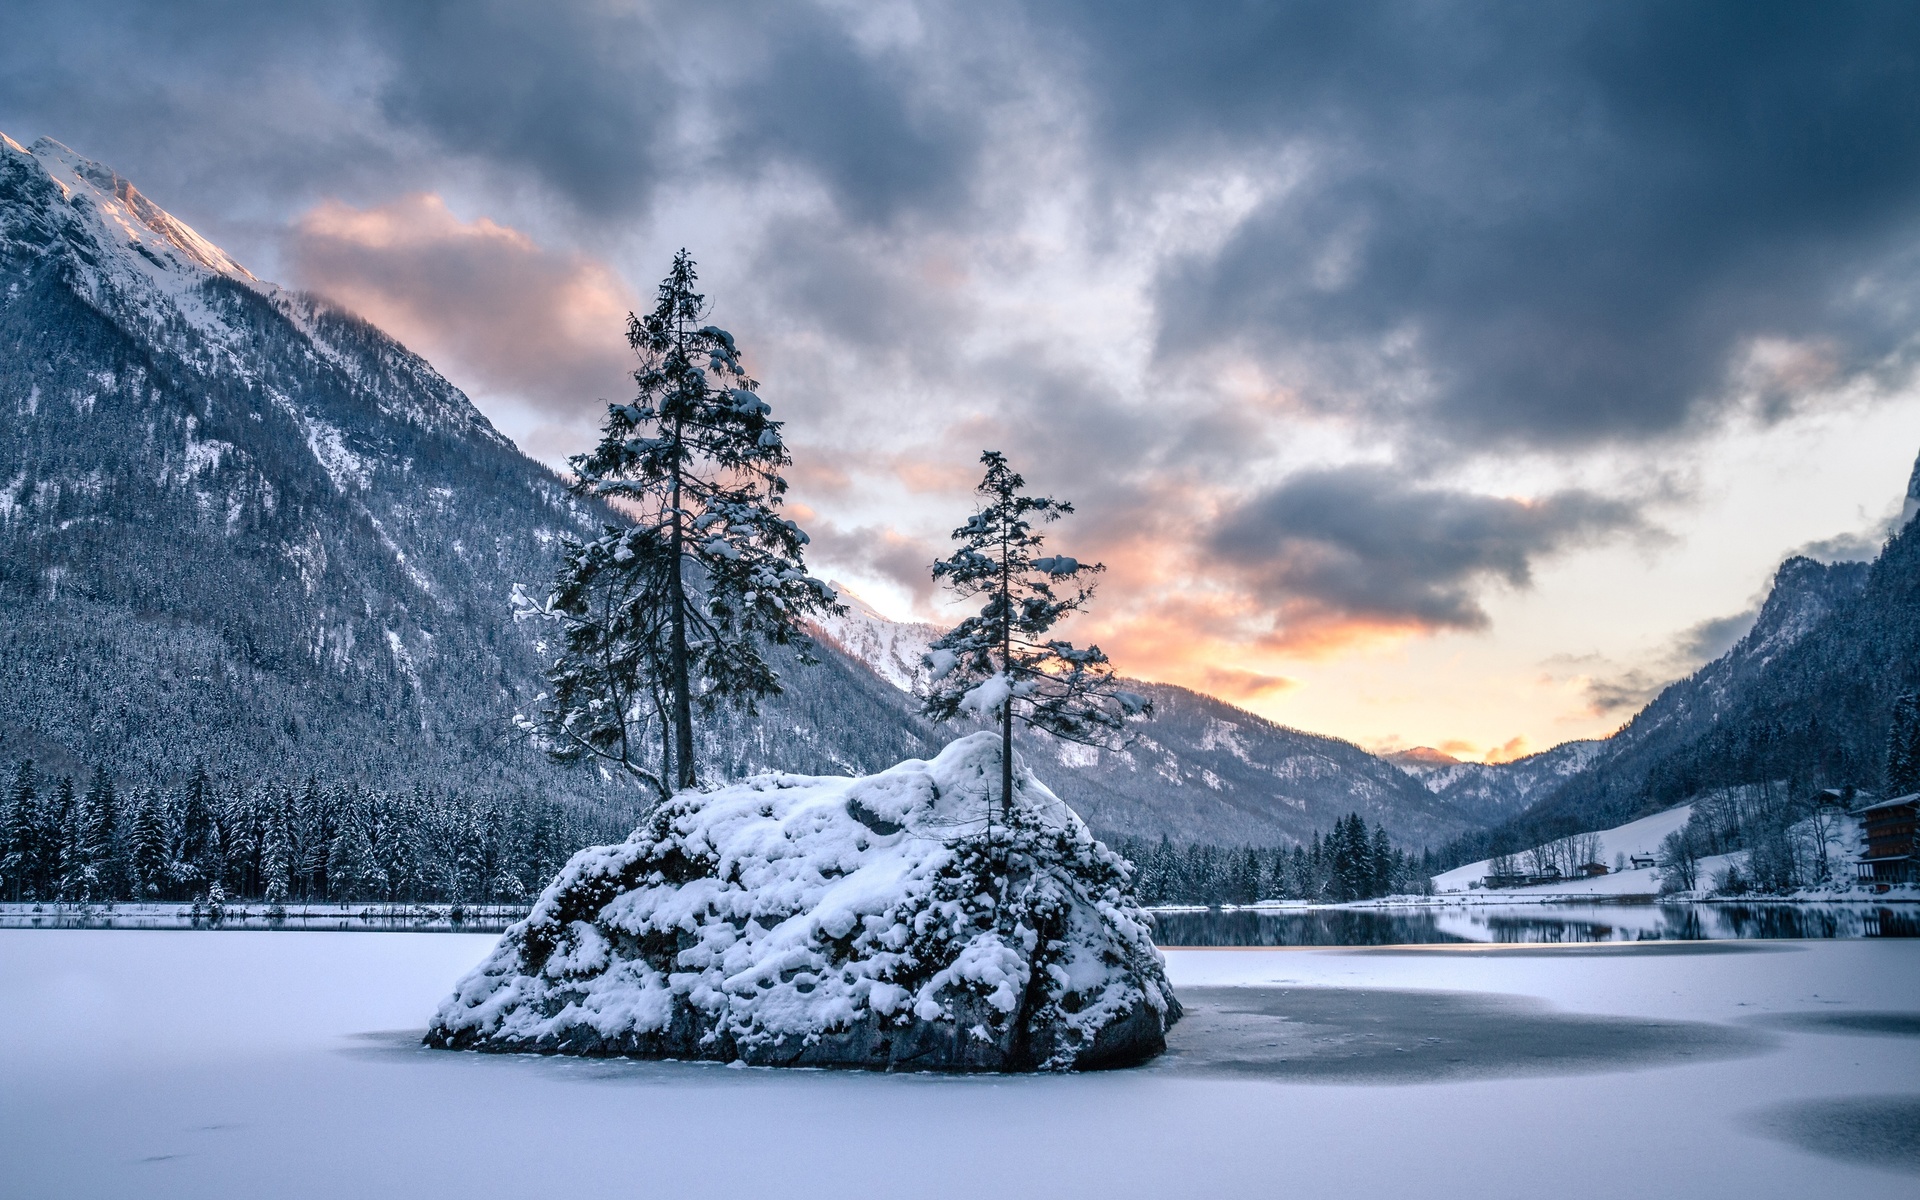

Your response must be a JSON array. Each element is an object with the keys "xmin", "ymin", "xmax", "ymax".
[{"xmin": 4, "ymin": 929, "xmax": 1916, "ymax": 1197}]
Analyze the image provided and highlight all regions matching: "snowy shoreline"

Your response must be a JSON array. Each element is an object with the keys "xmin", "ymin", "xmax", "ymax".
[{"xmin": 1151, "ymin": 889, "xmax": 1920, "ymax": 912}]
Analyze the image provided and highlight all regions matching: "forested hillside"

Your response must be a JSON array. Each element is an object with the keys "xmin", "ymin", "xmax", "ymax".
[
  {"xmin": 1441, "ymin": 464, "xmax": 1920, "ymax": 865},
  {"xmin": 0, "ymin": 134, "xmax": 938, "ymax": 806}
]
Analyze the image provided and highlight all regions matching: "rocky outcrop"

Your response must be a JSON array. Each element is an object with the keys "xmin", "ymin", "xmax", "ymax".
[{"xmin": 426, "ymin": 733, "xmax": 1180, "ymax": 1071}]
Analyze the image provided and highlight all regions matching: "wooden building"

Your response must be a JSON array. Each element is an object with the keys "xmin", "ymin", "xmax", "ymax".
[{"xmin": 1854, "ymin": 793, "xmax": 1919, "ymax": 885}]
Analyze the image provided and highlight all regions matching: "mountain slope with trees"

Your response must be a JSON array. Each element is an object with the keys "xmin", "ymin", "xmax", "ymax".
[
  {"xmin": 1444, "ymin": 465, "xmax": 1920, "ymax": 865},
  {"xmin": 0, "ymin": 132, "xmax": 1494, "ymax": 855},
  {"xmin": 0, "ymin": 134, "xmax": 934, "ymax": 804}
]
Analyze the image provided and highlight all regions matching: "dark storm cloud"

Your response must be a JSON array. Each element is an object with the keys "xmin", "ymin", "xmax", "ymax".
[
  {"xmin": 368, "ymin": 1, "xmax": 680, "ymax": 218},
  {"xmin": 1039, "ymin": 0, "xmax": 1920, "ymax": 448},
  {"xmin": 721, "ymin": 10, "xmax": 982, "ymax": 226},
  {"xmin": 0, "ymin": 2, "xmax": 400, "ymax": 227},
  {"xmin": 1581, "ymin": 605, "xmax": 1759, "ymax": 715},
  {"xmin": 1, "ymin": 1, "xmax": 980, "ymax": 230},
  {"xmin": 1210, "ymin": 465, "xmax": 1646, "ymax": 636},
  {"xmin": 802, "ymin": 519, "xmax": 944, "ymax": 611},
  {"xmin": 371, "ymin": 0, "xmax": 983, "ymax": 225}
]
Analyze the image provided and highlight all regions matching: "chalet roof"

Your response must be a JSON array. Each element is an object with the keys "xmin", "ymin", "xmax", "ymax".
[{"xmin": 1855, "ymin": 792, "xmax": 1920, "ymax": 815}]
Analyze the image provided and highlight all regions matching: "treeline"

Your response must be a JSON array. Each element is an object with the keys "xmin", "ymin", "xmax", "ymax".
[
  {"xmin": 1113, "ymin": 814, "xmax": 1437, "ymax": 906},
  {"xmin": 1655, "ymin": 781, "xmax": 1856, "ymax": 894},
  {"xmin": 0, "ymin": 760, "xmax": 635, "ymax": 906}
]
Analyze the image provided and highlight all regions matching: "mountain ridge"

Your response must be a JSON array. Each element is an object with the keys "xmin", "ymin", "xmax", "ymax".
[
  {"xmin": 1447, "ymin": 504, "xmax": 1917, "ymax": 862},
  {"xmin": 0, "ymin": 132, "xmax": 935, "ymax": 804}
]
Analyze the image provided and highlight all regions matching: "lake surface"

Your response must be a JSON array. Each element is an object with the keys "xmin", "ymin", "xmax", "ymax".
[
  {"xmin": 0, "ymin": 904, "xmax": 530, "ymax": 934},
  {"xmin": 6, "ymin": 900, "xmax": 1917, "ymax": 943},
  {"xmin": 1148, "ymin": 902, "xmax": 1920, "ymax": 946}
]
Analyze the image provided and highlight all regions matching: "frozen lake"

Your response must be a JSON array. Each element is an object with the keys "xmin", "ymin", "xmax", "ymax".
[{"xmin": 3, "ymin": 930, "xmax": 1917, "ymax": 1197}]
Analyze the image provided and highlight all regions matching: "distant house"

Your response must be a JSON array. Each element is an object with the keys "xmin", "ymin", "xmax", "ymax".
[
  {"xmin": 1813, "ymin": 785, "xmax": 1871, "ymax": 810},
  {"xmin": 1629, "ymin": 854, "xmax": 1657, "ymax": 870},
  {"xmin": 1483, "ymin": 868, "xmax": 1573, "ymax": 889},
  {"xmin": 1854, "ymin": 793, "xmax": 1919, "ymax": 885},
  {"xmin": 1575, "ymin": 862, "xmax": 1609, "ymax": 878}
]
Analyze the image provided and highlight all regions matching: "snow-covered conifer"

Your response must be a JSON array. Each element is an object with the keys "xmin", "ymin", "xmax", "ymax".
[
  {"xmin": 128, "ymin": 786, "xmax": 170, "ymax": 899},
  {"xmin": 522, "ymin": 251, "xmax": 838, "ymax": 796},
  {"xmin": 330, "ymin": 811, "xmax": 374, "ymax": 902},
  {"xmin": 0, "ymin": 761, "xmax": 33, "ymax": 901},
  {"xmin": 1887, "ymin": 693, "xmax": 1920, "ymax": 796},
  {"xmin": 178, "ymin": 765, "xmax": 215, "ymax": 889},
  {"xmin": 922, "ymin": 451, "xmax": 1151, "ymax": 824},
  {"xmin": 262, "ymin": 794, "xmax": 292, "ymax": 907}
]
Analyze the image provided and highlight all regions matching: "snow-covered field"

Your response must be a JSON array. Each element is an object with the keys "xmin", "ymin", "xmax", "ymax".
[
  {"xmin": 3, "ymin": 930, "xmax": 1916, "ymax": 1196},
  {"xmin": 1433, "ymin": 803, "xmax": 1695, "ymax": 896}
]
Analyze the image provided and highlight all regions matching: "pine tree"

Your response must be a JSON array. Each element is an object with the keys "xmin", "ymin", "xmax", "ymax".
[
  {"xmin": 84, "ymin": 768, "xmax": 119, "ymax": 900},
  {"xmin": 129, "ymin": 787, "xmax": 170, "ymax": 899},
  {"xmin": 28, "ymin": 778, "xmax": 67, "ymax": 900},
  {"xmin": 262, "ymin": 792, "xmax": 292, "ymax": 907},
  {"xmin": 923, "ymin": 451, "xmax": 1151, "ymax": 826},
  {"xmin": 525, "ymin": 250, "xmax": 837, "ymax": 795},
  {"xmin": 59, "ymin": 775, "xmax": 99, "ymax": 901},
  {"xmin": 0, "ymin": 761, "xmax": 33, "ymax": 901},
  {"xmin": 1886, "ymin": 692, "xmax": 1920, "ymax": 796},
  {"xmin": 330, "ymin": 810, "xmax": 374, "ymax": 902},
  {"xmin": 1370, "ymin": 822, "xmax": 1393, "ymax": 899},
  {"xmin": 179, "ymin": 764, "xmax": 215, "ymax": 890}
]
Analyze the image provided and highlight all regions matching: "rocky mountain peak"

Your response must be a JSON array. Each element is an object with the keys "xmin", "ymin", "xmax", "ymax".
[{"xmin": 4, "ymin": 132, "xmax": 255, "ymax": 285}]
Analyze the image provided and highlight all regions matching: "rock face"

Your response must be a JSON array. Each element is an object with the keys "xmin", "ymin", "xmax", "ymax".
[{"xmin": 426, "ymin": 733, "xmax": 1181, "ymax": 1071}]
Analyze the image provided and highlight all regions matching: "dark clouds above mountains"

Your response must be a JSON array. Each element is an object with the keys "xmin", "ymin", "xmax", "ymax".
[
  {"xmin": 1210, "ymin": 465, "xmax": 1648, "ymax": 644},
  {"xmin": 5, "ymin": 0, "xmax": 1918, "ymax": 661},
  {"xmin": 10, "ymin": 1, "xmax": 1919, "ymax": 446},
  {"xmin": 1051, "ymin": 0, "xmax": 1920, "ymax": 448}
]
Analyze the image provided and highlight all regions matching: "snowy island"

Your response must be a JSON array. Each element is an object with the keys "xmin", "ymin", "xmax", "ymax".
[{"xmin": 426, "ymin": 733, "xmax": 1181, "ymax": 1070}]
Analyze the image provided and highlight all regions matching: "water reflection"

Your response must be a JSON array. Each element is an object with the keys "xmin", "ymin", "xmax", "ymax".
[
  {"xmin": 5, "ymin": 900, "xmax": 1915, "ymax": 945},
  {"xmin": 0, "ymin": 903, "xmax": 527, "ymax": 934},
  {"xmin": 1149, "ymin": 902, "xmax": 1920, "ymax": 947}
]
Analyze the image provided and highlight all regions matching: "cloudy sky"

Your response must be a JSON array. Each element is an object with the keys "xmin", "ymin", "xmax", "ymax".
[{"xmin": 7, "ymin": 1, "xmax": 1920, "ymax": 761}]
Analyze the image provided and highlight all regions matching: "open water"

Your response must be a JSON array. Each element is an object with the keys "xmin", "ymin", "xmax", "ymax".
[{"xmin": 1148, "ymin": 901, "xmax": 1920, "ymax": 946}]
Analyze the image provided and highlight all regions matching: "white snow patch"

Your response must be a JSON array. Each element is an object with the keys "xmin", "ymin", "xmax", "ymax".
[
  {"xmin": 1434, "ymin": 804, "xmax": 1696, "ymax": 895},
  {"xmin": 433, "ymin": 732, "xmax": 1168, "ymax": 1064}
]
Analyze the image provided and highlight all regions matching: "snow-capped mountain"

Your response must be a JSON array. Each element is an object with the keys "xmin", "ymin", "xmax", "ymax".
[
  {"xmin": 0, "ymin": 134, "xmax": 932, "ymax": 796},
  {"xmin": 810, "ymin": 585, "xmax": 942, "ymax": 693},
  {"xmin": 1389, "ymin": 740, "xmax": 1607, "ymax": 824},
  {"xmin": 810, "ymin": 593, "xmax": 1481, "ymax": 848}
]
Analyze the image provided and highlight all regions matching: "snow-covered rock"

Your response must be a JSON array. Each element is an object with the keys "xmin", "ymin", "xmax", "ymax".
[{"xmin": 426, "ymin": 732, "xmax": 1181, "ymax": 1071}]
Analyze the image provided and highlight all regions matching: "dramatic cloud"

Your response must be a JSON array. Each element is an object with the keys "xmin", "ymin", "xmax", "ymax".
[
  {"xmin": 1579, "ymin": 605, "xmax": 1761, "ymax": 715},
  {"xmin": 1198, "ymin": 667, "xmax": 1299, "ymax": 703},
  {"xmin": 1209, "ymin": 466, "xmax": 1647, "ymax": 647},
  {"xmin": 9, "ymin": 0, "xmax": 1918, "ymax": 752},
  {"xmin": 1042, "ymin": 0, "xmax": 1920, "ymax": 449},
  {"xmin": 798, "ymin": 517, "xmax": 945, "ymax": 613},
  {"xmin": 368, "ymin": 2, "xmax": 682, "ymax": 219},
  {"xmin": 289, "ymin": 193, "xmax": 637, "ymax": 425}
]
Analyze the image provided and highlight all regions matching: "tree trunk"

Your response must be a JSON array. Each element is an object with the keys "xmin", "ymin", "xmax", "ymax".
[
  {"xmin": 1001, "ymin": 694, "xmax": 1014, "ymax": 828},
  {"xmin": 1000, "ymin": 509, "xmax": 1013, "ymax": 826},
  {"xmin": 667, "ymin": 425, "xmax": 696, "ymax": 792}
]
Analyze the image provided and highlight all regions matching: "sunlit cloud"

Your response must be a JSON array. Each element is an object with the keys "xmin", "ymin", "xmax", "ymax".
[
  {"xmin": 288, "ymin": 193, "xmax": 637, "ymax": 433},
  {"xmin": 1196, "ymin": 667, "xmax": 1299, "ymax": 702},
  {"xmin": 1483, "ymin": 736, "xmax": 1529, "ymax": 764}
]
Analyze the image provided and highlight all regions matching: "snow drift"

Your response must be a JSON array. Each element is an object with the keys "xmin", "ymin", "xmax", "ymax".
[{"xmin": 426, "ymin": 733, "xmax": 1180, "ymax": 1070}]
